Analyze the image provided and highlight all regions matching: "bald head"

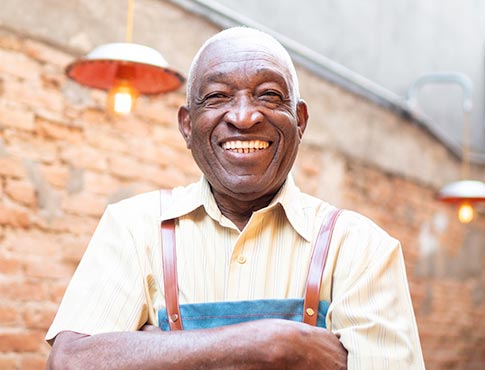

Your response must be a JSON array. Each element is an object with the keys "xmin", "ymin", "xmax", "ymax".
[{"xmin": 186, "ymin": 27, "xmax": 300, "ymax": 106}]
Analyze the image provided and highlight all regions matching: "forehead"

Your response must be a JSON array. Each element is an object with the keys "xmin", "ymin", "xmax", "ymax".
[{"xmin": 194, "ymin": 36, "xmax": 294, "ymax": 88}]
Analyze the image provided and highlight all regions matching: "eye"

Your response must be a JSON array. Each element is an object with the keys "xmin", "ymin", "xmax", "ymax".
[
  {"xmin": 259, "ymin": 90, "xmax": 284, "ymax": 103},
  {"xmin": 206, "ymin": 92, "xmax": 229, "ymax": 100},
  {"xmin": 204, "ymin": 92, "xmax": 232, "ymax": 107},
  {"xmin": 195, "ymin": 92, "xmax": 231, "ymax": 107}
]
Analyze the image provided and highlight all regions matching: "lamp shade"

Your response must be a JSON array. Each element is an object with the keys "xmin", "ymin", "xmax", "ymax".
[
  {"xmin": 437, "ymin": 180, "xmax": 485, "ymax": 203},
  {"xmin": 66, "ymin": 42, "xmax": 184, "ymax": 94}
]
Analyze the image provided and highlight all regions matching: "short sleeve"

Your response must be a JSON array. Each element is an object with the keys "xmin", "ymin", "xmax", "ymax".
[
  {"xmin": 327, "ymin": 213, "xmax": 425, "ymax": 370},
  {"xmin": 45, "ymin": 205, "xmax": 148, "ymax": 343}
]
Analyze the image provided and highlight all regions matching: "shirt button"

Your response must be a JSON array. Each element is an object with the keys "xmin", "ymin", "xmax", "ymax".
[{"xmin": 237, "ymin": 255, "xmax": 247, "ymax": 264}]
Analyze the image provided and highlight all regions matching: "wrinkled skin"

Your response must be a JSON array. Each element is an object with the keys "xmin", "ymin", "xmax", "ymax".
[
  {"xmin": 178, "ymin": 36, "xmax": 308, "ymax": 229},
  {"xmin": 46, "ymin": 30, "xmax": 347, "ymax": 370}
]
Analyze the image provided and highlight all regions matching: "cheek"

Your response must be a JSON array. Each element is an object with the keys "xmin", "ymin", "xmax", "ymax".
[{"xmin": 189, "ymin": 118, "xmax": 219, "ymax": 160}]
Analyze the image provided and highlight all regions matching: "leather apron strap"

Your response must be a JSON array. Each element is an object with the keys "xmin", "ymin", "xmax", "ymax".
[
  {"xmin": 303, "ymin": 208, "xmax": 342, "ymax": 326},
  {"xmin": 161, "ymin": 218, "xmax": 183, "ymax": 330},
  {"xmin": 161, "ymin": 204, "xmax": 342, "ymax": 330}
]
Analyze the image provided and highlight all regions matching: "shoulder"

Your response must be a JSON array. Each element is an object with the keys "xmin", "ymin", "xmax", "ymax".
[
  {"xmin": 337, "ymin": 210, "xmax": 393, "ymax": 239},
  {"xmin": 332, "ymin": 210, "xmax": 401, "ymax": 274},
  {"xmin": 104, "ymin": 181, "xmax": 199, "ymax": 224},
  {"xmin": 108, "ymin": 189, "xmax": 162, "ymax": 219}
]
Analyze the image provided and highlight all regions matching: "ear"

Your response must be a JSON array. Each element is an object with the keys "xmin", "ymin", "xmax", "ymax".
[
  {"xmin": 296, "ymin": 99, "xmax": 309, "ymax": 141},
  {"xmin": 178, "ymin": 105, "xmax": 192, "ymax": 149}
]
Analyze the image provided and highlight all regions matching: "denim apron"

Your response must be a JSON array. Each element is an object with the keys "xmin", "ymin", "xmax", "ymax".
[{"xmin": 158, "ymin": 208, "xmax": 342, "ymax": 331}]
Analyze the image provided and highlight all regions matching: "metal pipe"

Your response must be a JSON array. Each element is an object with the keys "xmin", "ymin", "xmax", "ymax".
[
  {"xmin": 406, "ymin": 72, "xmax": 473, "ymax": 113},
  {"xmin": 167, "ymin": 0, "xmax": 485, "ymax": 164},
  {"xmin": 406, "ymin": 72, "xmax": 474, "ymax": 177}
]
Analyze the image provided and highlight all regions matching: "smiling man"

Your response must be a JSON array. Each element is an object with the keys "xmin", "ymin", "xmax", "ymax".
[{"xmin": 46, "ymin": 27, "xmax": 425, "ymax": 370}]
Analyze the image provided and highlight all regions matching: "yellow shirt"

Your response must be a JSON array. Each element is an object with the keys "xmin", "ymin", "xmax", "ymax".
[{"xmin": 46, "ymin": 175, "xmax": 425, "ymax": 370}]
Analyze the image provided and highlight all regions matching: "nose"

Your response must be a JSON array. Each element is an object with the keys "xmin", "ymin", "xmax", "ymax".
[{"xmin": 224, "ymin": 95, "xmax": 263, "ymax": 129}]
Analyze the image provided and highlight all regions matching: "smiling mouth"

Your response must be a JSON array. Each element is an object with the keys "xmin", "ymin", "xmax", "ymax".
[{"xmin": 221, "ymin": 140, "xmax": 270, "ymax": 154}]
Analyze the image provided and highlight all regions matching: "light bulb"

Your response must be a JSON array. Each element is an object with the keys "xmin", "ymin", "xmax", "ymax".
[
  {"xmin": 457, "ymin": 202, "xmax": 474, "ymax": 224},
  {"xmin": 106, "ymin": 80, "xmax": 139, "ymax": 115}
]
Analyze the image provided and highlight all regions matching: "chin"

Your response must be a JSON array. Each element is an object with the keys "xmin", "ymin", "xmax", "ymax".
[{"xmin": 220, "ymin": 176, "xmax": 283, "ymax": 200}]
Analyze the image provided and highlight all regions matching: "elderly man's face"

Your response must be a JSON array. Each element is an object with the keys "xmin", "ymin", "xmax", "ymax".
[{"xmin": 179, "ymin": 36, "xmax": 308, "ymax": 201}]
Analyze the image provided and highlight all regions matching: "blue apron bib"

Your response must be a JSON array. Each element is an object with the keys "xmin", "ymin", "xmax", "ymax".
[
  {"xmin": 158, "ymin": 200, "xmax": 341, "ymax": 332},
  {"xmin": 158, "ymin": 298, "xmax": 329, "ymax": 331}
]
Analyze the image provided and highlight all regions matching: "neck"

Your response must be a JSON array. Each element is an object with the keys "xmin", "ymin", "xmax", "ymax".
[{"xmin": 211, "ymin": 189, "xmax": 277, "ymax": 231}]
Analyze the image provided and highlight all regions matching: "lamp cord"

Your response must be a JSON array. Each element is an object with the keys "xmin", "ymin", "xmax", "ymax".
[
  {"xmin": 461, "ymin": 111, "xmax": 470, "ymax": 179},
  {"xmin": 126, "ymin": 0, "xmax": 134, "ymax": 43}
]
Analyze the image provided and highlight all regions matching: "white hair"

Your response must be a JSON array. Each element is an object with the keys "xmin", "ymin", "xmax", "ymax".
[{"xmin": 186, "ymin": 27, "xmax": 300, "ymax": 105}]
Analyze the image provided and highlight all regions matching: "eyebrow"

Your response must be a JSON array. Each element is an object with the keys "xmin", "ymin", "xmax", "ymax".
[{"xmin": 201, "ymin": 67, "xmax": 290, "ymax": 90}]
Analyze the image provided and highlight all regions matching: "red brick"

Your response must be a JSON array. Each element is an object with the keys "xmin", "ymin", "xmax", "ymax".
[
  {"xmin": 115, "ymin": 182, "xmax": 155, "ymax": 198},
  {"xmin": 135, "ymin": 97, "xmax": 178, "ymax": 125},
  {"xmin": 58, "ymin": 234, "xmax": 90, "ymax": 264},
  {"xmin": 22, "ymin": 305, "xmax": 57, "ymax": 330},
  {"xmin": 4, "ymin": 178, "xmax": 37, "ymax": 206},
  {"xmin": 61, "ymin": 193, "xmax": 106, "ymax": 217},
  {"xmin": 0, "ymin": 28, "xmax": 23, "ymax": 49},
  {"xmin": 0, "ymin": 254, "xmax": 22, "ymax": 275},
  {"xmin": 0, "ymin": 203, "xmax": 30, "ymax": 228},
  {"xmin": 89, "ymin": 89, "xmax": 107, "ymax": 107},
  {"xmin": 23, "ymin": 257, "xmax": 74, "ymax": 280},
  {"xmin": 19, "ymin": 354, "xmax": 47, "ymax": 370},
  {"xmin": 32, "ymin": 212, "xmax": 98, "ymax": 236},
  {"xmin": 0, "ymin": 103, "xmax": 35, "ymax": 131},
  {"xmin": 158, "ymin": 166, "xmax": 193, "ymax": 188},
  {"xmin": 40, "ymin": 64, "xmax": 66, "ymax": 91},
  {"xmin": 40, "ymin": 164, "xmax": 70, "ymax": 189},
  {"xmin": 0, "ymin": 156, "xmax": 27, "ymax": 178},
  {"xmin": 60, "ymin": 144, "xmax": 107, "ymax": 171},
  {"xmin": 84, "ymin": 126, "xmax": 127, "ymax": 153},
  {"xmin": 36, "ymin": 117, "xmax": 83, "ymax": 142},
  {"xmin": 78, "ymin": 108, "xmax": 106, "ymax": 125},
  {"xmin": 151, "ymin": 125, "xmax": 187, "ymax": 151},
  {"xmin": 108, "ymin": 155, "xmax": 142, "ymax": 180},
  {"xmin": 164, "ymin": 92, "xmax": 186, "ymax": 109},
  {"xmin": 23, "ymin": 39, "xmax": 72, "ymax": 67},
  {"xmin": 2, "ymin": 229, "xmax": 59, "ymax": 256},
  {"xmin": 45, "ymin": 281, "xmax": 68, "ymax": 304},
  {"xmin": 0, "ymin": 280, "xmax": 45, "ymax": 302},
  {"xmin": 0, "ymin": 329, "xmax": 44, "ymax": 352},
  {"xmin": 0, "ymin": 49, "xmax": 41, "ymax": 80},
  {"xmin": 111, "ymin": 115, "xmax": 151, "ymax": 136},
  {"xmin": 83, "ymin": 171, "xmax": 121, "ymax": 195},
  {"xmin": 3, "ymin": 79, "xmax": 64, "ymax": 112},
  {"xmin": 3, "ymin": 130, "xmax": 58, "ymax": 163},
  {"xmin": 0, "ymin": 305, "xmax": 20, "ymax": 326},
  {"xmin": 0, "ymin": 355, "xmax": 17, "ymax": 370},
  {"xmin": 37, "ymin": 108, "xmax": 80, "ymax": 130},
  {"xmin": 128, "ymin": 139, "xmax": 192, "ymax": 171}
]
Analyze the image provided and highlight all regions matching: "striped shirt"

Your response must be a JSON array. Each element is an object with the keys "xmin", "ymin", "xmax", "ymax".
[{"xmin": 46, "ymin": 175, "xmax": 425, "ymax": 369}]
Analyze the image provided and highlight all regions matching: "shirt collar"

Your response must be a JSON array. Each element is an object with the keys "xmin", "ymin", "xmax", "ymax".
[
  {"xmin": 259, "ymin": 174, "xmax": 311, "ymax": 241},
  {"xmin": 160, "ymin": 174, "xmax": 311, "ymax": 241}
]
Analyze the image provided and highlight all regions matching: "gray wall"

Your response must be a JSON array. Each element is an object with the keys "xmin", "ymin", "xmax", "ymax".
[{"xmin": 213, "ymin": 0, "xmax": 485, "ymax": 158}]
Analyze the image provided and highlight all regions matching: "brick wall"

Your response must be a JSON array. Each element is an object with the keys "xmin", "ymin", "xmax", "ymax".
[{"xmin": 0, "ymin": 28, "xmax": 484, "ymax": 370}]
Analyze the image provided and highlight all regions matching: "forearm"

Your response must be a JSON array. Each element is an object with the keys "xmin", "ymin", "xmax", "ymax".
[
  {"xmin": 47, "ymin": 319, "xmax": 347, "ymax": 370},
  {"xmin": 48, "ymin": 325, "xmax": 272, "ymax": 370}
]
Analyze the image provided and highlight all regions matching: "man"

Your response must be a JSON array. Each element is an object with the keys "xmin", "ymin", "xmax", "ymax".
[{"xmin": 46, "ymin": 27, "xmax": 425, "ymax": 369}]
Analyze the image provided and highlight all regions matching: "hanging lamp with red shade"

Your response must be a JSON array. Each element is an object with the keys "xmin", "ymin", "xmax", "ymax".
[{"xmin": 65, "ymin": 0, "xmax": 184, "ymax": 115}]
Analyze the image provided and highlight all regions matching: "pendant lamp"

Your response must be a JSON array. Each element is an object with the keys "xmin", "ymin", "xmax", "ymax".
[
  {"xmin": 407, "ymin": 72, "xmax": 485, "ymax": 223},
  {"xmin": 65, "ymin": 0, "xmax": 184, "ymax": 115}
]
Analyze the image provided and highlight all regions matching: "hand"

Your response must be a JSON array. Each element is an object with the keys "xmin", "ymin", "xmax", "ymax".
[{"xmin": 244, "ymin": 319, "xmax": 347, "ymax": 370}]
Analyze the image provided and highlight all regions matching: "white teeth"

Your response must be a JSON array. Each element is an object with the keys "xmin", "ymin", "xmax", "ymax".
[{"xmin": 222, "ymin": 140, "xmax": 270, "ymax": 151}]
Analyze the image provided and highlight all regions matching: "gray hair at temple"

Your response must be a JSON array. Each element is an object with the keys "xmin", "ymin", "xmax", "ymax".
[{"xmin": 185, "ymin": 27, "xmax": 301, "ymax": 106}]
